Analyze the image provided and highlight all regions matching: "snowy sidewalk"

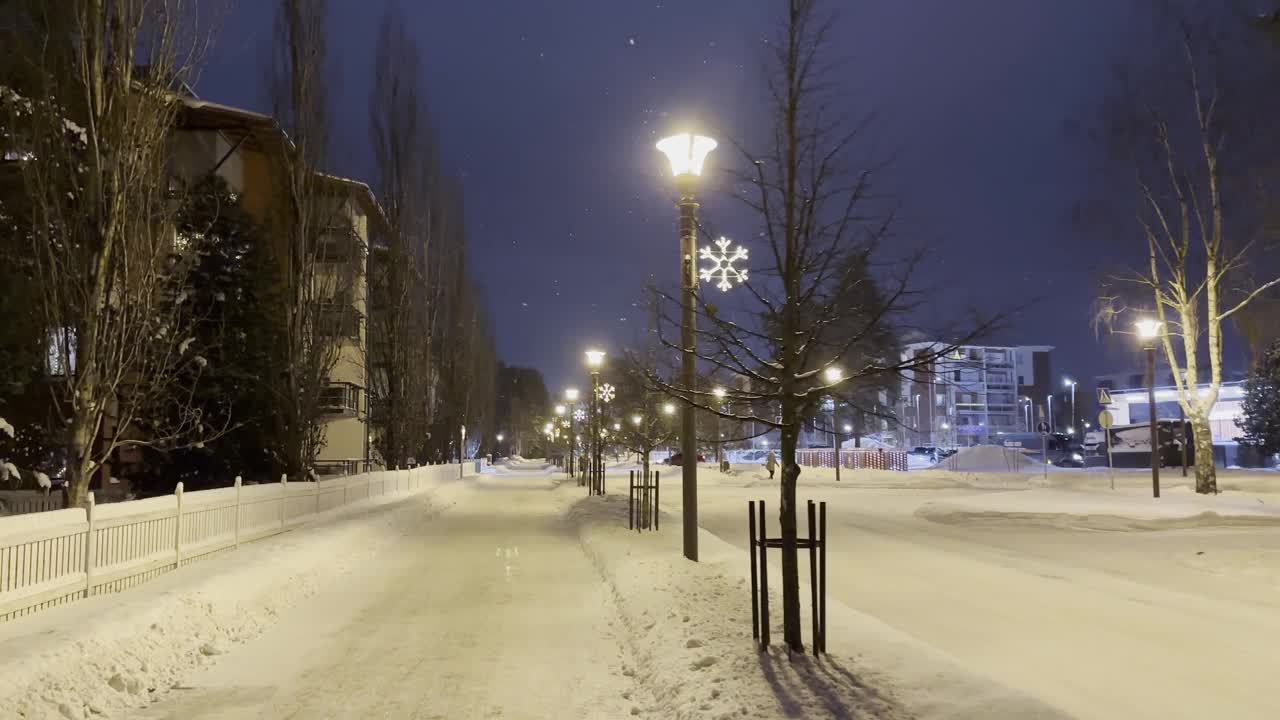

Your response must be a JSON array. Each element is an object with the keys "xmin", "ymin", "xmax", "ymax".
[{"xmin": 133, "ymin": 474, "xmax": 637, "ymax": 720}]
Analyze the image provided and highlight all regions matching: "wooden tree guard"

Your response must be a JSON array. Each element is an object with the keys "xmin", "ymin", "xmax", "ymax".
[
  {"xmin": 748, "ymin": 499, "xmax": 827, "ymax": 656},
  {"xmin": 628, "ymin": 469, "xmax": 660, "ymax": 531}
]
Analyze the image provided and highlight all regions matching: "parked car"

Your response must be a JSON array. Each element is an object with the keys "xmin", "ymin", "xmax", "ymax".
[
  {"xmin": 665, "ymin": 453, "xmax": 708, "ymax": 466},
  {"xmin": 908, "ymin": 446, "xmax": 938, "ymax": 456}
]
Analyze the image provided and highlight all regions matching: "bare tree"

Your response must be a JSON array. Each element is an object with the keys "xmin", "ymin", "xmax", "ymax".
[
  {"xmin": 3, "ymin": 0, "xmax": 216, "ymax": 505},
  {"xmin": 367, "ymin": 3, "xmax": 435, "ymax": 468},
  {"xmin": 1094, "ymin": 6, "xmax": 1280, "ymax": 493},
  {"xmin": 265, "ymin": 0, "xmax": 356, "ymax": 478},
  {"xmin": 646, "ymin": 0, "xmax": 992, "ymax": 652}
]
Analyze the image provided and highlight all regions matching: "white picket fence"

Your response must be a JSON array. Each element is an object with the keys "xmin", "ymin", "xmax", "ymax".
[{"xmin": 0, "ymin": 462, "xmax": 483, "ymax": 623}]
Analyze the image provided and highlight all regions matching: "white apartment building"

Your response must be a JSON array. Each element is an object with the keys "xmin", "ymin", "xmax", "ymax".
[{"xmin": 901, "ymin": 342, "xmax": 1054, "ymax": 447}]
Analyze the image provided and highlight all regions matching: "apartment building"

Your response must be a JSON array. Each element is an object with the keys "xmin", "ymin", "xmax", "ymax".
[
  {"xmin": 901, "ymin": 342, "xmax": 1054, "ymax": 447},
  {"xmin": 171, "ymin": 97, "xmax": 378, "ymax": 476}
]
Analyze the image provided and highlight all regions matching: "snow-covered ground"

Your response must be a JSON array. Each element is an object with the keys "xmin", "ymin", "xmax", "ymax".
[
  {"xmin": 695, "ymin": 464, "xmax": 1280, "ymax": 719},
  {"xmin": 4, "ymin": 458, "xmax": 1278, "ymax": 719}
]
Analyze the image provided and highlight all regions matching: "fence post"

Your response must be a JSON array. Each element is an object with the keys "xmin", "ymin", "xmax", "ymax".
[
  {"xmin": 174, "ymin": 482, "xmax": 185, "ymax": 568},
  {"xmin": 83, "ymin": 492, "xmax": 96, "ymax": 598},
  {"xmin": 280, "ymin": 473, "xmax": 287, "ymax": 530},
  {"xmin": 234, "ymin": 476, "xmax": 242, "ymax": 548}
]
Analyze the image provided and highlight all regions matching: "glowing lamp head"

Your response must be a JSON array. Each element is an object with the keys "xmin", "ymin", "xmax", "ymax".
[
  {"xmin": 842, "ymin": 424, "xmax": 853, "ymax": 433},
  {"xmin": 554, "ymin": 404, "xmax": 566, "ymax": 416},
  {"xmin": 941, "ymin": 422, "xmax": 950, "ymax": 430},
  {"xmin": 662, "ymin": 402, "xmax": 676, "ymax": 416},
  {"xmin": 543, "ymin": 422, "xmax": 553, "ymax": 434},
  {"xmin": 1135, "ymin": 318, "xmax": 1162, "ymax": 340},
  {"xmin": 613, "ymin": 422, "xmax": 621, "ymax": 431},
  {"xmin": 656, "ymin": 133, "xmax": 717, "ymax": 179},
  {"xmin": 564, "ymin": 388, "xmax": 580, "ymax": 402},
  {"xmin": 823, "ymin": 366, "xmax": 844, "ymax": 383},
  {"xmin": 1063, "ymin": 378, "xmax": 1076, "ymax": 388},
  {"xmin": 584, "ymin": 349, "xmax": 606, "ymax": 369},
  {"xmin": 631, "ymin": 414, "xmax": 642, "ymax": 426},
  {"xmin": 496, "ymin": 434, "xmax": 504, "ymax": 442},
  {"xmin": 713, "ymin": 386, "xmax": 727, "ymax": 400}
]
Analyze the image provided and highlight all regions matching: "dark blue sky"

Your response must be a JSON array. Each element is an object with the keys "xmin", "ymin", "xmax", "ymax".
[{"xmin": 197, "ymin": 1, "xmax": 1183, "ymax": 395}]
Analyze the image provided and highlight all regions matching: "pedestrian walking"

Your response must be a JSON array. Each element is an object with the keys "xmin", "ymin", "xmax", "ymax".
[{"xmin": 765, "ymin": 450, "xmax": 777, "ymax": 479}]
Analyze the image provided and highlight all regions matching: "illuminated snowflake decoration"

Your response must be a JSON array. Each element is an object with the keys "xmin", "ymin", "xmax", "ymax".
[
  {"xmin": 573, "ymin": 409, "xmax": 587, "ymax": 422},
  {"xmin": 597, "ymin": 383, "xmax": 616, "ymax": 403},
  {"xmin": 699, "ymin": 236, "xmax": 749, "ymax": 292}
]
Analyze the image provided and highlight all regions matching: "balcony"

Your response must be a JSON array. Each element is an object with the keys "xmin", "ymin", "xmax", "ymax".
[
  {"xmin": 315, "ymin": 225, "xmax": 365, "ymax": 263},
  {"xmin": 317, "ymin": 302, "xmax": 363, "ymax": 340},
  {"xmin": 319, "ymin": 382, "xmax": 360, "ymax": 417}
]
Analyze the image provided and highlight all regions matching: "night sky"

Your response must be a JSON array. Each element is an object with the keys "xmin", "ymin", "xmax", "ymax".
[{"xmin": 197, "ymin": 1, "xmax": 1178, "ymax": 397}]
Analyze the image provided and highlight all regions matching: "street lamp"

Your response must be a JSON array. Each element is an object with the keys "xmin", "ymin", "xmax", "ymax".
[
  {"xmin": 712, "ymin": 387, "xmax": 727, "ymax": 470},
  {"xmin": 564, "ymin": 388, "xmax": 580, "ymax": 475},
  {"xmin": 1135, "ymin": 318, "xmax": 1163, "ymax": 498},
  {"xmin": 1046, "ymin": 394, "xmax": 1054, "ymax": 433},
  {"xmin": 658, "ymin": 131, "xmax": 716, "ymax": 563},
  {"xmin": 1063, "ymin": 378, "xmax": 1077, "ymax": 436},
  {"xmin": 1021, "ymin": 396, "xmax": 1032, "ymax": 432},
  {"xmin": 823, "ymin": 366, "xmax": 845, "ymax": 481},
  {"xmin": 662, "ymin": 402, "xmax": 675, "ymax": 416},
  {"xmin": 585, "ymin": 349, "xmax": 606, "ymax": 495}
]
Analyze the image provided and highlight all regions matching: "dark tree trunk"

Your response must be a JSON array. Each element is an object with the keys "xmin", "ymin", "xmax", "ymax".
[{"xmin": 778, "ymin": 406, "xmax": 803, "ymax": 652}]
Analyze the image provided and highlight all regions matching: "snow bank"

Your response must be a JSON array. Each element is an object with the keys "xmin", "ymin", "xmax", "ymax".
[
  {"xmin": 917, "ymin": 487, "xmax": 1280, "ymax": 530},
  {"xmin": 568, "ymin": 492, "xmax": 1067, "ymax": 720},
  {"xmin": 931, "ymin": 445, "xmax": 1046, "ymax": 473},
  {"xmin": 0, "ymin": 478, "xmax": 467, "ymax": 720}
]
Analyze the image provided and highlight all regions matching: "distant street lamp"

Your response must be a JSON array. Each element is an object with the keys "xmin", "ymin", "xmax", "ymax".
[
  {"xmin": 1136, "ymin": 318, "xmax": 1163, "ymax": 498},
  {"xmin": 657, "ymin": 131, "xmax": 717, "ymax": 562},
  {"xmin": 824, "ymin": 366, "xmax": 845, "ymax": 482},
  {"xmin": 585, "ymin": 349, "xmax": 606, "ymax": 494},
  {"xmin": 1063, "ymin": 378, "xmax": 1078, "ymax": 436},
  {"xmin": 565, "ymin": 388, "xmax": 580, "ymax": 475},
  {"xmin": 712, "ymin": 386, "xmax": 727, "ymax": 470},
  {"xmin": 1021, "ymin": 396, "xmax": 1032, "ymax": 432},
  {"xmin": 1046, "ymin": 394, "xmax": 1054, "ymax": 434}
]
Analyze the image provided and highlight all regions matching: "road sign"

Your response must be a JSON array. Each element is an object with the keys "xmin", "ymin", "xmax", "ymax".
[
  {"xmin": 1036, "ymin": 421, "xmax": 1050, "ymax": 434},
  {"xmin": 1097, "ymin": 409, "xmax": 1114, "ymax": 429},
  {"xmin": 1097, "ymin": 388, "xmax": 1113, "ymax": 406}
]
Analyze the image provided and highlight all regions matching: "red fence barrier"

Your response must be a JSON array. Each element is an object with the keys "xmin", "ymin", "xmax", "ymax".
[{"xmin": 795, "ymin": 448, "xmax": 908, "ymax": 472}]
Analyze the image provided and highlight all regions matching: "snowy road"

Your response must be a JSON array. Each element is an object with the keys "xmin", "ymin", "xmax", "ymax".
[
  {"xmin": 697, "ymin": 476, "xmax": 1280, "ymax": 720},
  {"xmin": 138, "ymin": 473, "xmax": 634, "ymax": 720}
]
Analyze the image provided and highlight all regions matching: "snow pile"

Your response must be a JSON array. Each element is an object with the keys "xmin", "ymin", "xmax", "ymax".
[
  {"xmin": 569, "ymin": 491, "xmax": 1067, "ymax": 720},
  {"xmin": 931, "ymin": 445, "xmax": 1045, "ymax": 473},
  {"xmin": 916, "ymin": 487, "xmax": 1280, "ymax": 530},
  {"xmin": 0, "ymin": 478, "xmax": 467, "ymax": 720}
]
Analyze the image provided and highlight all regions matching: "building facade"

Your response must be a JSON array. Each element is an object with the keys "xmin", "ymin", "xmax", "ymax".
[
  {"xmin": 901, "ymin": 342, "xmax": 1054, "ymax": 447},
  {"xmin": 171, "ymin": 97, "xmax": 377, "ymax": 477}
]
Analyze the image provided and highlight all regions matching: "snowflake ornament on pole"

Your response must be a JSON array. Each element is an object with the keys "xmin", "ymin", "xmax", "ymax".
[
  {"xmin": 699, "ymin": 236, "xmax": 748, "ymax": 292},
  {"xmin": 597, "ymin": 383, "xmax": 616, "ymax": 404},
  {"xmin": 573, "ymin": 408, "xmax": 587, "ymax": 422}
]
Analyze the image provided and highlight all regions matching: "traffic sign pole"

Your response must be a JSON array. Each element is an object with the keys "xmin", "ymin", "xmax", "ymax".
[{"xmin": 1098, "ymin": 409, "xmax": 1115, "ymax": 491}]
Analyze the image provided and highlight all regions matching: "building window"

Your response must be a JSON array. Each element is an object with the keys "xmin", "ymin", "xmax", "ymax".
[
  {"xmin": 319, "ymin": 383, "xmax": 360, "ymax": 416},
  {"xmin": 1017, "ymin": 375, "xmax": 1025, "ymax": 385},
  {"xmin": 954, "ymin": 370, "xmax": 961, "ymax": 382}
]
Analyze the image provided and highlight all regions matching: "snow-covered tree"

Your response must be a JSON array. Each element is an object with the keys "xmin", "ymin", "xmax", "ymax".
[
  {"xmin": 1093, "ymin": 5, "xmax": 1280, "ymax": 494},
  {"xmin": 3, "ymin": 0, "xmax": 215, "ymax": 506},
  {"xmin": 1238, "ymin": 340, "xmax": 1280, "ymax": 456},
  {"xmin": 647, "ymin": 0, "xmax": 992, "ymax": 652}
]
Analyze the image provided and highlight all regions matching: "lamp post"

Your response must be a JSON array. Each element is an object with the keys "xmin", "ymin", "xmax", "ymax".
[
  {"xmin": 496, "ymin": 433, "xmax": 504, "ymax": 459},
  {"xmin": 585, "ymin": 350, "xmax": 605, "ymax": 495},
  {"xmin": 564, "ymin": 388, "xmax": 580, "ymax": 475},
  {"xmin": 1063, "ymin": 378, "xmax": 1077, "ymax": 436},
  {"xmin": 555, "ymin": 404, "xmax": 567, "ymax": 471},
  {"xmin": 1021, "ymin": 396, "xmax": 1032, "ymax": 432},
  {"xmin": 823, "ymin": 366, "xmax": 844, "ymax": 481},
  {"xmin": 658, "ymin": 131, "xmax": 717, "ymax": 562},
  {"xmin": 1046, "ymin": 394, "xmax": 1054, "ymax": 433},
  {"xmin": 1135, "ymin": 318, "xmax": 1163, "ymax": 498},
  {"xmin": 713, "ymin": 386, "xmax": 727, "ymax": 471}
]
